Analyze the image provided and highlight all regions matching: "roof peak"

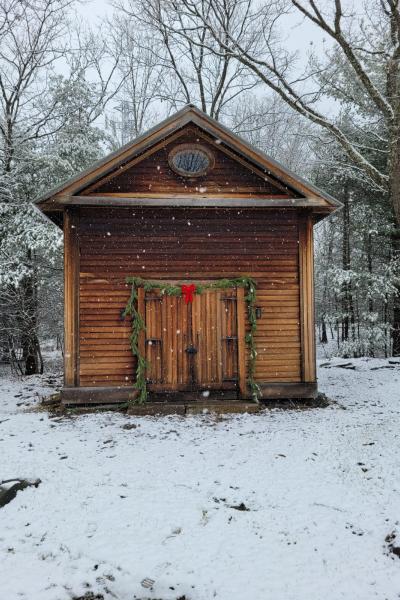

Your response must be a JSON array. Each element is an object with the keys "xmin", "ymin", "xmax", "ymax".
[{"xmin": 35, "ymin": 105, "xmax": 342, "ymax": 216}]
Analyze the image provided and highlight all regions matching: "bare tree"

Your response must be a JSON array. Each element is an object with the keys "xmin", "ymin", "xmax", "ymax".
[
  {"xmin": 0, "ymin": 0, "xmax": 75, "ymax": 173},
  {"xmin": 0, "ymin": 0, "xmax": 124, "ymax": 172},
  {"xmin": 67, "ymin": 24, "xmax": 127, "ymax": 127},
  {"xmin": 229, "ymin": 93, "xmax": 316, "ymax": 175},
  {"xmin": 107, "ymin": 17, "xmax": 165, "ymax": 143},
  {"xmin": 157, "ymin": 0, "xmax": 400, "ymax": 354},
  {"xmin": 112, "ymin": 0, "xmax": 259, "ymax": 119}
]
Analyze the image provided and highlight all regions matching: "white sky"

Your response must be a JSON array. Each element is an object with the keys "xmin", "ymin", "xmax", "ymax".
[
  {"xmin": 76, "ymin": 0, "xmax": 328, "ymax": 53},
  {"xmin": 76, "ymin": 0, "xmax": 111, "ymax": 23}
]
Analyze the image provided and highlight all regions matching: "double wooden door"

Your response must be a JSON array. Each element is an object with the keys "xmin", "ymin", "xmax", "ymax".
[{"xmin": 138, "ymin": 285, "xmax": 245, "ymax": 394}]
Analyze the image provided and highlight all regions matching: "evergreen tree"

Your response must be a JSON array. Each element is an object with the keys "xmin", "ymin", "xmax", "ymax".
[{"xmin": 0, "ymin": 74, "xmax": 107, "ymax": 374}]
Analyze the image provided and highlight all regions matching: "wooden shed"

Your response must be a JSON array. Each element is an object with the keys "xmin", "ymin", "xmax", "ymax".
[{"xmin": 36, "ymin": 105, "xmax": 341, "ymax": 407}]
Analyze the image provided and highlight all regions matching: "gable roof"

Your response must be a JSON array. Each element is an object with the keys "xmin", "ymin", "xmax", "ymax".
[{"xmin": 35, "ymin": 104, "xmax": 342, "ymax": 218}]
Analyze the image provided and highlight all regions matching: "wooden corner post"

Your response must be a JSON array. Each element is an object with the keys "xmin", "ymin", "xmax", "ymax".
[
  {"xmin": 64, "ymin": 207, "xmax": 80, "ymax": 387},
  {"xmin": 237, "ymin": 286, "xmax": 247, "ymax": 397},
  {"xmin": 137, "ymin": 285, "xmax": 146, "ymax": 366},
  {"xmin": 299, "ymin": 214, "xmax": 316, "ymax": 383}
]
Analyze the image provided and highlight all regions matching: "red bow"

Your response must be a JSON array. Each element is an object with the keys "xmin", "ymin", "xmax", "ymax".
[{"xmin": 181, "ymin": 283, "xmax": 196, "ymax": 304}]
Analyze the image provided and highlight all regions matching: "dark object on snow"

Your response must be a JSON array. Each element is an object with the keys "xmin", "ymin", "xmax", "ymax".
[
  {"xmin": 72, "ymin": 594, "xmax": 104, "ymax": 600},
  {"xmin": 0, "ymin": 478, "xmax": 41, "ymax": 508},
  {"xmin": 258, "ymin": 393, "xmax": 332, "ymax": 410},
  {"xmin": 313, "ymin": 393, "xmax": 331, "ymax": 407},
  {"xmin": 230, "ymin": 502, "xmax": 250, "ymax": 511},
  {"xmin": 386, "ymin": 531, "xmax": 400, "ymax": 559},
  {"xmin": 41, "ymin": 392, "xmax": 61, "ymax": 406},
  {"xmin": 335, "ymin": 362, "xmax": 356, "ymax": 370}
]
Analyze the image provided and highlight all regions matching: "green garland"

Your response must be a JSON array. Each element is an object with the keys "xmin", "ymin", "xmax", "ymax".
[{"xmin": 123, "ymin": 276, "xmax": 260, "ymax": 404}]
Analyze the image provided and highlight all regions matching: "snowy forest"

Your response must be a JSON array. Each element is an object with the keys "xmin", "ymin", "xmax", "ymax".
[{"xmin": 1, "ymin": 0, "xmax": 400, "ymax": 375}]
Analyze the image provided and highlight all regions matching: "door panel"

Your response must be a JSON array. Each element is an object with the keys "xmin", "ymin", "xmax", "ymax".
[
  {"xmin": 144, "ymin": 284, "xmax": 239, "ymax": 392},
  {"xmin": 192, "ymin": 290, "xmax": 223, "ymax": 386},
  {"xmin": 145, "ymin": 295, "xmax": 163, "ymax": 383},
  {"xmin": 145, "ymin": 291, "xmax": 191, "ymax": 387},
  {"xmin": 220, "ymin": 292, "xmax": 239, "ymax": 382}
]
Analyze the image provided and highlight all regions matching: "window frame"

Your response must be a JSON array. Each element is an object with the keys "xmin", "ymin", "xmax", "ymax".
[{"xmin": 168, "ymin": 143, "xmax": 215, "ymax": 178}]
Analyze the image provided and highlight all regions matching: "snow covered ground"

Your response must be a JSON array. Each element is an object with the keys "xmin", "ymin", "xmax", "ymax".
[{"xmin": 1, "ymin": 358, "xmax": 400, "ymax": 600}]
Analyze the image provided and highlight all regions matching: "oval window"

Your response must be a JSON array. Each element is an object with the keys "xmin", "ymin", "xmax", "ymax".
[{"xmin": 169, "ymin": 144, "xmax": 213, "ymax": 177}]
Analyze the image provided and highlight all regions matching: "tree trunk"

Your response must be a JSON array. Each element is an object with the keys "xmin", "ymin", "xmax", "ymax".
[
  {"xmin": 392, "ymin": 228, "xmax": 400, "ymax": 355},
  {"xmin": 341, "ymin": 188, "xmax": 352, "ymax": 346},
  {"xmin": 19, "ymin": 254, "xmax": 43, "ymax": 375},
  {"xmin": 386, "ymin": 35, "xmax": 400, "ymax": 355},
  {"xmin": 320, "ymin": 222, "xmax": 333, "ymax": 346},
  {"xmin": 366, "ymin": 232, "xmax": 374, "ymax": 315},
  {"xmin": 384, "ymin": 297, "xmax": 389, "ymax": 359},
  {"xmin": 365, "ymin": 231, "xmax": 375, "ymax": 357},
  {"xmin": 321, "ymin": 318, "xmax": 328, "ymax": 343},
  {"xmin": 388, "ymin": 158, "xmax": 400, "ymax": 355}
]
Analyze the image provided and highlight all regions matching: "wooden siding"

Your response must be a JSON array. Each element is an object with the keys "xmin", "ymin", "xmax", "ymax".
[
  {"xmin": 85, "ymin": 129, "xmax": 294, "ymax": 198},
  {"xmin": 299, "ymin": 214, "xmax": 316, "ymax": 382},
  {"xmin": 64, "ymin": 208, "xmax": 79, "ymax": 386},
  {"xmin": 78, "ymin": 207, "xmax": 302, "ymax": 388}
]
